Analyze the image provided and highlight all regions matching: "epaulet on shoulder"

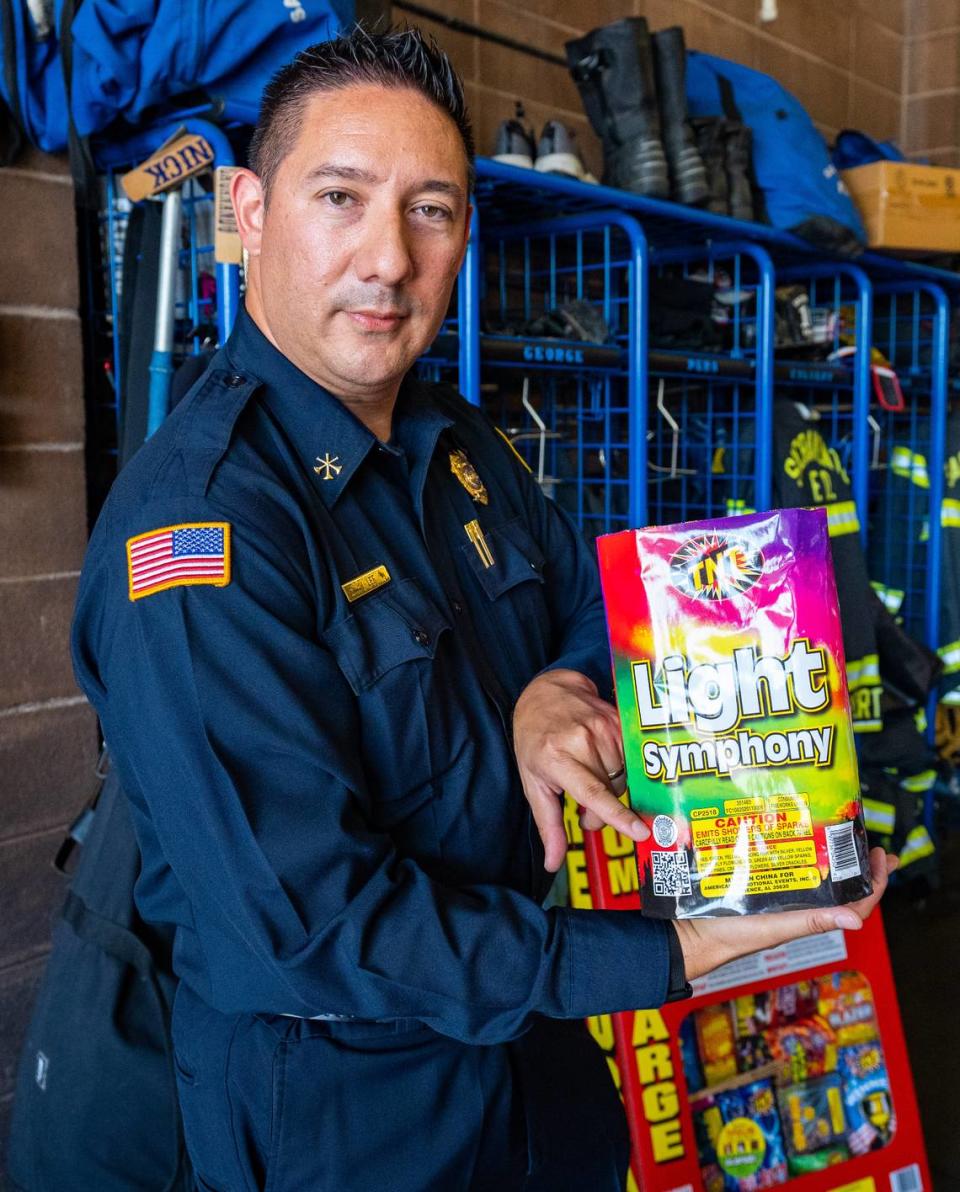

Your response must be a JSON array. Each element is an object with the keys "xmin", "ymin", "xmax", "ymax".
[{"xmin": 144, "ymin": 359, "xmax": 263, "ymax": 500}]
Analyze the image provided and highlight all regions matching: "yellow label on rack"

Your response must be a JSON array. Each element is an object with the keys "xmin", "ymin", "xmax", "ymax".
[{"xmin": 828, "ymin": 1179, "xmax": 876, "ymax": 1192}]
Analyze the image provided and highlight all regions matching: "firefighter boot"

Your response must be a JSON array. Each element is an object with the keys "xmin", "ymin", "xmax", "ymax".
[
  {"xmin": 565, "ymin": 17, "xmax": 669, "ymax": 198},
  {"xmin": 725, "ymin": 122, "xmax": 756, "ymax": 222},
  {"xmin": 692, "ymin": 117, "xmax": 729, "ymax": 215},
  {"xmin": 651, "ymin": 26, "xmax": 709, "ymax": 205}
]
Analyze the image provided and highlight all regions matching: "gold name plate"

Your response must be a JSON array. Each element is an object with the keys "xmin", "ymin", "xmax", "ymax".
[{"xmin": 342, "ymin": 565, "xmax": 391, "ymax": 603}]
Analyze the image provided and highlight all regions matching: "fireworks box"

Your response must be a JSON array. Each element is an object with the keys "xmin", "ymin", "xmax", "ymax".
[
  {"xmin": 562, "ymin": 799, "xmax": 931, "ymax": 1192},
  {"xmin": 596, "ymin": 509, "xmax": 872, "ymax": 918}
]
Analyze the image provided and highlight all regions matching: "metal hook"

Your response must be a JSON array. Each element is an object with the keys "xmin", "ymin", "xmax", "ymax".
[
  {"xmin": 867, "ymin": 414, "xmax": 885, "ymax": 470},
  {"xmin": 649, "ymin": 379, "xmax": 697, "ymax": 478},
  {"xmin": 522, "ymin": 377, "xmax": 547, "ymax": 486}
]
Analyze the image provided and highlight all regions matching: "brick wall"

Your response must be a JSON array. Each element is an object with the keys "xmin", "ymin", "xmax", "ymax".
[
  {"xmin": 904, "ymin": 0, "xmax": 960, "ymax": 164},
  {"xmin": 405, "ymin": 0, "xmax": 906, "ymax": 185},
  {"xmin": 0, "ymin": 149, "xmax": 99, "ymax": 1160}
]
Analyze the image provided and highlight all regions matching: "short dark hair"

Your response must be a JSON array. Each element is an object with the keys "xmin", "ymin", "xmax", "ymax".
[{"xmin": 249, "ymin": 24, "xmax": 475, "ymax": 203}]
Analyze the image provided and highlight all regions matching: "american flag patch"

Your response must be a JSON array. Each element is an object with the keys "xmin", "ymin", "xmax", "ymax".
[{"xmin": 127, "ymin": 522, "xmax": 230, "ymax": 601}]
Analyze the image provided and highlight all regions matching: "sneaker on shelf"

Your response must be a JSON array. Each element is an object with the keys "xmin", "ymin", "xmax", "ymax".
[
  {"xmin": 492, "ymin": 103, "xmax": 536, "ymax": 169},
  {"xmin": 534, "ymin": 120, "xmax": 598, "ymax": 184}
]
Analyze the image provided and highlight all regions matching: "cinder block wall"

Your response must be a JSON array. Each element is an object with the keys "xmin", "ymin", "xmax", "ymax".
[
  {"xmin": 904, "ymin": 0, "xmax": 960, "ymax": 164},
  {"xmin": 0, "ymin": 148, "xmax": 99, "ymax": 1155}
]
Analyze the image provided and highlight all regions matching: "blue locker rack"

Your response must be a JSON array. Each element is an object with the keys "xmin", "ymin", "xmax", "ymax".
[
  {"xmin": 644, "ymin": 240, "xmax": 774, "ymax": 525},
  {"xmin": 773, "ymin": 262, "xmax": 873, "ymax": 542},
  {"xmin": 867, "ymin": 281, "xmax": 950, "ymax": 656},
  {"xmin": 456, "ymin": 209, "xmax": 648, "ymax": 538}
]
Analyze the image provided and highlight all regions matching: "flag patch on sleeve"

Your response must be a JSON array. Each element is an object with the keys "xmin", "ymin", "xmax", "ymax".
[{"xmin": 127, "ymin": 522, "xmax": 230, "ymax": 601}]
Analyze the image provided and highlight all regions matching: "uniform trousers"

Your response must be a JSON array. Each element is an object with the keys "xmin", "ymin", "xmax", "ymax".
[{"xmin": 172, "ymin": 983, "xmax": 630, "ymax": 1191}]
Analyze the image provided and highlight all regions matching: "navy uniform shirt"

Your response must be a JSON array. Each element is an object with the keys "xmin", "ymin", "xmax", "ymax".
[{"xmin": 71, "ymin": 307, "xmax": 670, "ymax": 1044}]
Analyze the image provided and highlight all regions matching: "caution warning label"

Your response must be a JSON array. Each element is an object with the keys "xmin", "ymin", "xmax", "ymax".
[{"xmin": 691, "ymin": 793, "xmax": 820, "ymax": 897}]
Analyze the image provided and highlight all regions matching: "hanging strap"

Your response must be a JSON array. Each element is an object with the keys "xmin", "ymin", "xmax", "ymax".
[
  {"xmin": 0, "ymin": 0, "xmax": 24, "ymax": 164},
  {"xmin": 715, "ymin": 73, "xmax": 743, "ymax": 123},
  {"xmin": 59, "ymin": 0, "xmax": 98, "ymax": 209}
]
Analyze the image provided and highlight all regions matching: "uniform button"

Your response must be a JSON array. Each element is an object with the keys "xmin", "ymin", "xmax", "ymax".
[
  {"xmin": 225, "ymin": 373, "xmax": 246, "ymax": 388},
  {"xmin": 413, "ymin": 628, "xmax": 430, "ymax": 647},
  {"xmin": 452, "ymin": 601, "xmax": 463, "ymax": 615}
]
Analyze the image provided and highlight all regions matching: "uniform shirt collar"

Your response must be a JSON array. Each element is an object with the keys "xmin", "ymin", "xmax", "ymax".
[{"xmin": 224, "ymin": 305, "xmax": 452, "ymax": 508}]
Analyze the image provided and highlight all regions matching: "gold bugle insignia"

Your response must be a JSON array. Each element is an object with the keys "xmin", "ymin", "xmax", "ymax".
[
  {"xmin": 342, "ymin": 565, "xmax": 391, "ymax": 602},
  {"xmin": 450, "ymin": 449, "xmax": 489, "ymax": 504},
  {"xmin": 465, "ymin": 520, "xmax": 495, "ymax": 568}
]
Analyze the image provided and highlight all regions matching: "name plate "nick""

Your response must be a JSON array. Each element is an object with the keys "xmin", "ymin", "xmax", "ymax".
[{"xmin": 122, "ymin": 134, "xmax": 215, "ymax": 201}]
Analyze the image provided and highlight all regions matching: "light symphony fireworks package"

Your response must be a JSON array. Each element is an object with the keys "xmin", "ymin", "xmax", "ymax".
[{"xmin": 596, "ymin": 509, "xmax": 872, "ymax": 918}]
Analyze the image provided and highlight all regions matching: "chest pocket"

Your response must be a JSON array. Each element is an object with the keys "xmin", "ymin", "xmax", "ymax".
[
  {"xmin": 461, "ymin": 516, "xmax": 545, "ymax": 598},
  {"xmin": 323, "ymin": 579, "xmax": 452, "ymax": 841},
  {"xmin": 324, "ymin": 577, "xmax": 449, "ymax": 694},
  {"xmin": 460, "ymin": 516, "xmax": 551, "ymax": 676}
]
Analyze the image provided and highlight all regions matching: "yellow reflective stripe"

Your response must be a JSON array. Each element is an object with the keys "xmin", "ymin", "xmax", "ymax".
[
  {"xmin": 823, "ymin": 500, "xmax": 860, "ymax": 537},
  {"xmin": 899, "ymin": 826, "xmax": 936, "ymax": 868},
  {"xmin": 938, "ymin": 640, "xmax": 960, "ymax": 674},
  {"xmin": 915, "ymin": 709, "xmax": 928, "ymax": 734},
  {"xmin": 846, "ymin": 654, "xmax": 880, "ymax": 689},
  {"xmin": 891, "ymin": 446, "xmax": 930, "ymax": 489},
  {"xmin": 900, "ymin": 769, "xmax": 937, "ymax": 793},
  {"xmin": 943, "ymin": 498, "xmax": 960, "ymax": 527},
  {"xmin": 724, "ymin": 498, "xmax": 755, "ymax": 516},
  {"xmin": 852, "ymin": 719, "xmax": 884, "ymax": 733},
  {"xmin": 870, "ymin": 581, "xmax": 905, "ymax": 615},
  {"xmin": 862, "ymin": 798, "xmax": 896, "ymax": 833}
]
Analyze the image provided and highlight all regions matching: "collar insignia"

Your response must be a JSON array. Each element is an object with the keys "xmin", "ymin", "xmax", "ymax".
[
  {"xmin": 449, "ymin": 450, "xmax": 488, "ymax": 505},
  {"xmin": 314, "ymin": 453, "xmax": 342, "ymax": 480}
]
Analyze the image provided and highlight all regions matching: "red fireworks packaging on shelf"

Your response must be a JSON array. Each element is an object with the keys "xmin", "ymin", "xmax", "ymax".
[{"xmin": 596, "ymin": 508, "xmax": 872, "ymax": 918}]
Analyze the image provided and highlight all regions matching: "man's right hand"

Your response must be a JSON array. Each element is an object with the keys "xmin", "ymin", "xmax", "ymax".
[{"xmin": 673, "ymin": 847, "xmax": 897, "ymax": 982}]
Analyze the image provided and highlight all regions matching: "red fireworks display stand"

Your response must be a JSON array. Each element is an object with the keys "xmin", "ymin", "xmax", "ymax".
[{"xmin": 563, "ymin": 802, "xmax": 931, "ymax": 1192}]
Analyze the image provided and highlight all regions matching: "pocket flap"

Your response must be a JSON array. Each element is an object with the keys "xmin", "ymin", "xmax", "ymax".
[
  {"xmin": 462, "ymin": 517, "xmax": 545, "ymax": 601},
  {"xmin": 324, "ymin": 578, "xmax": 450, "ymax": 694}
]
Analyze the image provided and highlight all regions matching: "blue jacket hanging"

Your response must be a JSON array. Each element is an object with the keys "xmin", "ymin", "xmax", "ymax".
[
  {"xmin": 686, "ymin": 50, "xmax": 867, "ymax": 256},
  {"xmin": 0, "ymin": 0, "xmax": 350, "ymax": 158}
]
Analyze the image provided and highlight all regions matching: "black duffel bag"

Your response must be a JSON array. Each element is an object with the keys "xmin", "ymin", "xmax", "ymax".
[{"xmin": 6, "ymin": 760, "xmax": 191, "ymax": 1191}]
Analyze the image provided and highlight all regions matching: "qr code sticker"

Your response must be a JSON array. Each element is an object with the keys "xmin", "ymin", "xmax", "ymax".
[{"xmin": 652, "ymin": 850, "xmax": 692, "ymax": 897}]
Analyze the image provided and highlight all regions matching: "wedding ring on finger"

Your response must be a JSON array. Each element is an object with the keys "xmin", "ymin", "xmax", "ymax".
[{"xmin": 607, "ymin": 765, "xmax": 627, "ymax": 796}]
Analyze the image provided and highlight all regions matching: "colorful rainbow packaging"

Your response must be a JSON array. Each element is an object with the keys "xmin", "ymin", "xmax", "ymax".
[{"xmin": 596, "ymin": 509, "xmax": 872, "ymax": 918}]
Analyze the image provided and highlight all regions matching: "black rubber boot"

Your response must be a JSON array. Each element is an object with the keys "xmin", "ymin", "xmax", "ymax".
[
  {"xmin": 651, "ymin": 26, "xmax": 708, "ymax": 205},
  {"xmin": 692, "ymin": 117, "xmax": 729, "ymax": 215},
  {"xmin": 565, "ymin": 17, "xmax": 669, "ymax": 198},
  {"xmin": 725, "ymin": 123, "xmax": 756, "ymax": 222}
]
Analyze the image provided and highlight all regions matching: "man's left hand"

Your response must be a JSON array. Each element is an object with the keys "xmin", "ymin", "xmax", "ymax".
[{"xmin": 513, "ymin": 669, "xmax": 649, "ymax": 873}]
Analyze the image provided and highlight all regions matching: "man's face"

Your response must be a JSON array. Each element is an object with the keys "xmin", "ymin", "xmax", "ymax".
[{"xmin": 241, "ymin": 83, "xmax": 471, "ymax": 404}]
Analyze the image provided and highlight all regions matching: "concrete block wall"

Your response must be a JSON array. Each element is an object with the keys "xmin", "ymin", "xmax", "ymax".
[
  {"xmin": 904, "ymin": 0, "xmax": 960, "ymax": 164},
  {"xmin": 0, "ymin": 147, "xmax": 99, "ymax": 1157}
]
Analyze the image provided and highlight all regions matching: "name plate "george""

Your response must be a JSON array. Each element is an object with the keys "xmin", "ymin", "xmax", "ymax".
[{"xmin": 122, "ymin": 134, "xmax": 215, "ymax": 201}]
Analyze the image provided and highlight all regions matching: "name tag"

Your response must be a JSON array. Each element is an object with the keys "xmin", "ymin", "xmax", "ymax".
[{"xmin": 341, "ymin": 565, "xmax": 391, "ymax": 603}]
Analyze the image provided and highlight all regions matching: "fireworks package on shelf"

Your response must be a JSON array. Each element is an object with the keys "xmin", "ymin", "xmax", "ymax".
[
  {"xmin": 692, "ymin": 1076, "xmax": 788, "ymax": 1190},
  {"xmin": 596, "ymin": 508, "xmax": 872, "ymax": 918}
]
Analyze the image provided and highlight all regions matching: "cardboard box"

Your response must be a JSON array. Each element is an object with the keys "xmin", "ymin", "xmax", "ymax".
[{"xmin": 842, "ymin": 160, "xmax": 960, "ymax": 252}]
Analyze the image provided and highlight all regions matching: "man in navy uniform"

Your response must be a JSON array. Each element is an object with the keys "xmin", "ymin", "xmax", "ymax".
[{"xmin": 72, "ymin": 27, "xmax": 893, "ymax": 1191}]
